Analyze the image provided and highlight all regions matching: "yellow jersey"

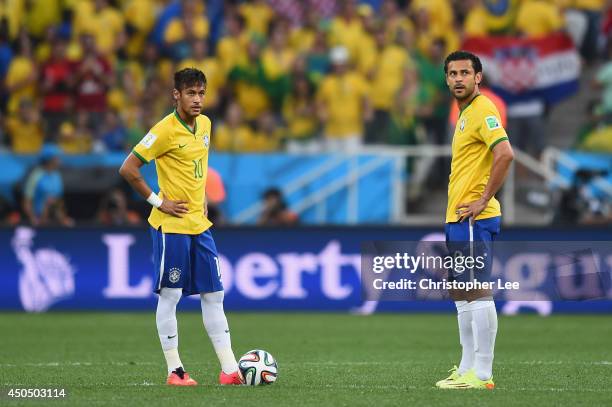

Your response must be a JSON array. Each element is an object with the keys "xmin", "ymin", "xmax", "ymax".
[
  {"xmin": 316, "ymin": 72, "xmax": 370, "ymax": 137},
  {"xmin": 238, "ymin": 2, "xmax": 274, "ymax": 36},
  {"xmin": 369, "ymin": 45, "xmax": 409, "ymax": 110},
  {"xmin": 5, "ymin": 56, "xmax": 36, "ymax": 114},
  {"xmin": 6, "ymin": 116, "xmax": 44, "ymax": 154},
  {"xmin": 516, "ymin": 0, "xmax": 563, "ymax": 37},
  {"xmin": 132, "ymin": 110, "xmax": 213, "ymax": 235},
  {"xmin": 446, "ymin": 94, "xmax": 508, "ymax": 223},
  {"xmin": 328, "ymin": 17, "xmax": 365, "ymax": 62},
  {"xmin": 212, "ymin": 123, "xmax": 257, "ymax": 152}
]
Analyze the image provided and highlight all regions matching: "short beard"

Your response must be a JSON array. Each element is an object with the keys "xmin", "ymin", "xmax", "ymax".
[{"xmin": 453, "ymin": 89, "xmax": 473, "ymax": 101}]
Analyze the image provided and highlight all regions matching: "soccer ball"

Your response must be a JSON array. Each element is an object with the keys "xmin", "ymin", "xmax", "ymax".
[{"xmin": 238, "ymin": 349, "xmax": 278, "ymax": 385}]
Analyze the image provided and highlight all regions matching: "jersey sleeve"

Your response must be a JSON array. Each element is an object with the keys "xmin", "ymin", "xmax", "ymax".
[
  {"xmin": 132, "ymin": 123, "xmax": 172, "ymax": 164},
  {"xmin": 478, "ymin": 105, "xmax": 509, "ymax": 151}
]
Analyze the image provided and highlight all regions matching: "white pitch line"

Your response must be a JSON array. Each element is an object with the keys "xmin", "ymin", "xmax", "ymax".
[
  {"xmin": 2, "ymin": 360, "xmax": 610, "ymax": 368},
  {"xmin": 0, "ymin": 361, "xmax": 157, "ymax": 367},
  {"xmin": 513, "ymin": 360, "xmax": 612, "ymax": 366},
  {"xmin": 296, "ymin": 360, "xmax": 612, "ymax": 366},
  {"xmin": 2, "ymin": 382, "xmax": 611, "ymax": 393},
  {"xmin": 507, "ymin": 387, "xmax": 612, "ymax": 393}
]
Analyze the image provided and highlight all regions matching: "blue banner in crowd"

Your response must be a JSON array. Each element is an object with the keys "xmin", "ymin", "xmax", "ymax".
[{"xmin": 0, "ymin": 227, "xmax": 611, "ymax": 314}]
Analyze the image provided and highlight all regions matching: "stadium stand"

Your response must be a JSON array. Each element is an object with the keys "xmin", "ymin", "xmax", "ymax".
[{"xmin": 0, "ymin": 0, "xmax": 610, "ymax": 226}]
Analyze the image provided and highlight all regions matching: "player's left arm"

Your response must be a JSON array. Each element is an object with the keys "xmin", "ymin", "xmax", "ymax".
[
  {"xmin": 457, "ymin": 110, "xmax": 515, "ymax": 222},
  {"xmin": 457, "ymin": 141, "xmax": 514, "ymax": 222}
]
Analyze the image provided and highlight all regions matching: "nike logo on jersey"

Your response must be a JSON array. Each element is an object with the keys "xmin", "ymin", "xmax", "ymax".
[
  {"xmin": 168, "ymin": 334, "xmax": 177, "ymax": 339},
  {"xmin": 178, "ymin": 144, "xmax": 187, "ymax": 148}
]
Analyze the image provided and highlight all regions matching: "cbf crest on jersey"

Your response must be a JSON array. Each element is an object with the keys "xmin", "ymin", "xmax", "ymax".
[
  {"xmin": 203, "ymin": 132, "xmax": 210, "ymax": 148},
  {"xmin": 459, "ymin": 118, "xmax": 466, "ymax": 132}
]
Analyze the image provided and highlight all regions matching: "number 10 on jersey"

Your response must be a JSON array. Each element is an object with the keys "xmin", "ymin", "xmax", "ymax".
[{"xmin": 193, "ymin": 159, "xmax": 203, "ymax": 179}]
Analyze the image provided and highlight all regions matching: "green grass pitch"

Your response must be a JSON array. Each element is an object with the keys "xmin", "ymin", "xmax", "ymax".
[{"xmin": 1, "ymin": 312, "xmax": 611, "ymax": 406}]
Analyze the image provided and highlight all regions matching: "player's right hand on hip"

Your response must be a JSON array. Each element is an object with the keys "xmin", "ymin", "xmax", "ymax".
[{"xmin": 159, "ymin": 199, "xmax": 189, "ymax": 217}]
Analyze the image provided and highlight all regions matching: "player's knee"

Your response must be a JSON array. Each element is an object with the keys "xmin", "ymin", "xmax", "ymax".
[
  {"xmin": 160, "ymin": 287, "xmax": 183, "ymax": 304},
  {"xmin": 200, "ymin": 290, "xmax": 224, "ymax": 305}
]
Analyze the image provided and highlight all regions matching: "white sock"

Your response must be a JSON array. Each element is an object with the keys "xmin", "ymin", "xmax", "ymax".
[
  {"xmin": 457, "ymin": 309, "xmax": 474, "ymax": 374},
  {"xmin": 472, "ymin": 300, "xmax": 498, "ymax": 381},
  {"xmin": 156, "ymin": 288, "xmax": 183, "ymax": 374},
  {"xmin": 455, "ymin": 301, "xmax": 474, "ymax": 374},
  {"xmin": 201, "ymin": 291, "xmax": 238, "ymax": 374}
]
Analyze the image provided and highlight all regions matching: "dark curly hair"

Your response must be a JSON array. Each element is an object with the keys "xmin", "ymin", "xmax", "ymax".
[
  {"xmin": 174, "ymin": 68, "xmax": 207, "ymax": 91},
  {"xmin": 444, "ymin": 51, "xmax": 483, "ymax": 74}
]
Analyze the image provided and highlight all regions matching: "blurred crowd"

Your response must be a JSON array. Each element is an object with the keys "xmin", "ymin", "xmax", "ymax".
[
  {"xmin": 0, "ymin": 0, "xmax": 610, "ymax": 227},
  {"xmin": 0, "ymin": 0, "xmax": 609, "ymax": 157}
]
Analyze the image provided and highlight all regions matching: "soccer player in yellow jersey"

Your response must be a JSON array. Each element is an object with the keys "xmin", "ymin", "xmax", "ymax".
[
  {"xmin": 119, "ymin": 68, "xmax": 242, "ymax": 387},
  {"xmin": 436, "ymin": 52, "xmax": 514, "ymax": 390}
]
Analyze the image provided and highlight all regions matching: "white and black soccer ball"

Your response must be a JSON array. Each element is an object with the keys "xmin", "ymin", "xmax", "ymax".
[{"xmin": 238, "ymin": 349, "xmax": 278, "ymax": 385}]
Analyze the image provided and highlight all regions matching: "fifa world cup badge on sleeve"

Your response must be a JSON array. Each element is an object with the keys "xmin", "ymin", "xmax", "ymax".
[{"xmin": 140, "ymin": 132, "xmax": 157, "ymax": 148}]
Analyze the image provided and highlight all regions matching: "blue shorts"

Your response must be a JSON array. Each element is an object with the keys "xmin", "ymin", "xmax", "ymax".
[
  {"xmin": 150, "ymin": 227, "xmax": 223, "ymax": 296},
  {"xmin": 444, "ymin": 216, "xmax": 501, "ymax": 283}
]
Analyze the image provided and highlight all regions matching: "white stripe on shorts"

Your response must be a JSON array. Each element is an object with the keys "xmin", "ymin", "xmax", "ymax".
[
  {"xmin": 158, "ymin": 231, "xmax": 166, "ymax": 290},
  {"xmin": 469, "ymin": 218, "xmax": 474, "ymax": 281}
]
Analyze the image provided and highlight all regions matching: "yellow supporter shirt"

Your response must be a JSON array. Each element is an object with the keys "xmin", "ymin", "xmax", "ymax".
[
  {"xmin": 6, "ymin": 116, "xmax": 44, "ymax": 154},
  {"xmin": 573, "ymin": 0, "xmax": 605, "ymax": 10},
  {"xmin": 370, "ymin": 45, "xmax": 409, "ymax": 110},
  {"xmin": 328, "ymin": 17, "xmax": 365, "ymax": 62},
  {"xmin": 516, "ymin": 0, "xmax": 564, "ymax": 37},
  {"xmin": 282, "ymin": 97, "xmax": 317, "ymax": 140},
  {"xmin": 251, "ymin": 131, "xmax": 281, "ymax": 152},
  {"xmin": 5, "ymin": 56, "xmax": 36, "ymax": 114},
  {"xmin": 212, "ymin": 123, "xmax": 257, "ymax": 152},
  {"xmin": 234, "ymin": 81, "xmax": 270, "ymax": 121},
  {"xmin": 123, "ymin": 0, "xmax": 158, "ymax": 56},
  {"xmin": 177, "ymin": 58, "xmax": 225, "ymax": 109},
  {"xmin": 356, "ymin": 33, "xmax": 377, "ymax": 76},
  {"xmin": 416, "ymin": 28, "xmax": 460, "ymax": 60},
  {"xmin": 1, "ymin": 0, "xmax": 24, "ymax": 40},
  {"xmin": 410, "ymin": 0, "xmax": 453, "ymax": 33},
  {"xmin": 385, "ymin": 16, "xmax": 414, "ymax": 43},
  {"xmin": 164, "ymin": 16, "xmax": 209, "ymax": 44},
  {"xmin": 216, "ymin": 34, "xmax": 249, "ymax": 74},
  {"xmin": 59, "ymin": 136, "xmax": 92, "ymax": 154},
  {"xmin": 123, "ymin": 0, "xmax": 157, "ymax": 33},
  {"xmin": 58, "ymin": 125, "xmax": 92, "ymax": 154},
  {"xmin": 317, "ymin": 72, "xmax": 369, "ymax": 137},
  {"xmin": 464, "ymin": 6, "xmax": 489, "ymax": 37},
  {"xmin": 35, "ymin": 42, "xmax": 51, "ymax": 63},
  {"xmin": 289, "ymin": 27, "xmax": 316, "ymax": 53},
  {"xmin": 73, "ymin": 2, "xmax": 125, "ymax": 55},
  {"xmin": 261, "ymin": 48, "xmax": 296, "ymax": 79},
  {"xmin": 446, "ymin": 95, "xmax": 508, "ymax": 223},
  {"xmin": 238, "ymin": 2, "xmax": 274, "ymax": 36},
  {"xmin": 132, "ymin": 111, "xmax": 213, "ymax": 234},
  {"xmin": 25, "ymin": 0, "xmax": 61, "ymax": 38},
  {"xmin": 98, "ymin": 8, "xmax": 126, "ymax": 55}
]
